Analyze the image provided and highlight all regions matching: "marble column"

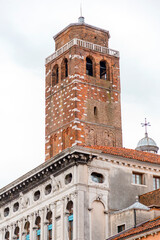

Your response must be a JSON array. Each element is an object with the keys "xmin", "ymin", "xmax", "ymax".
[
  {"xmin": 105, "ymin": 191, "xmax": 109, "ymax": 238},
  {"xmin": 0, "ymin": 228, "xmax": 4, "ymax": 240},
  {"xmin": 19, "ymin": 218, "xmax": 24, "ymax": 240},
  {"xmin": 43, "ymin": 207, "xmax": 48, "ymax": 240},
  {"xmin": 72, "ymin": 191, "xmax": 78, "ymax": 240},
  {"xmin": 32, "ymin": 212, "xmax": 38, "ymax": 240},
  {"xmin": 64, "ymin": 207, "xmax": 69, "ymax": 240},
  {"xmin": 9, "ymin": 224, "xmax": 14, "ymax": 240},
  {"xmin": 60, "ymin": 198, "xmax": 65, "ymax": 240},
  {"xmin": 49, "ymin": 202, "xmax": 56, "ymax": 240},
  {"xmin": 76, "ymin": 190, "xmax": 84, "ymax": 240},
  {"xmin": 39, "ymin": 209, "xmax": 45, "ymax": 240},
  {"xmin": 88, "ymin": 208, "xmax": 92, "ymax": 240},
  {"xmin": 104, "ymin": 208, "xmax": 109, "ymax": 238},
  {"xmin": 29, "ymin": 213, "xmax": 34, "ymax": 240}
]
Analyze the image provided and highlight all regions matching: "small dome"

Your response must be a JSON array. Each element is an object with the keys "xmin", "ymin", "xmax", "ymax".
[{"xmin": 136, "ymin": 133, "xmax": 159, "ymax": 153}]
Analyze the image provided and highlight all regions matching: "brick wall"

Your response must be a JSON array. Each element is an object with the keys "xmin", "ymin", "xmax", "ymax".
[
  {"xmin": 54, "ymin": 24, "xmax": 109, "ymax": 50},
  {"xmin": 45, "ymin": 24, "xmax": 122, "ymax": 160}
]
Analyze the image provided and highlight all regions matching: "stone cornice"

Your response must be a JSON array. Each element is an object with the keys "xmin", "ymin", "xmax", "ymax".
[{"xmin": 0, "ymin": 147, "xmax": 94, "ymax": 207}]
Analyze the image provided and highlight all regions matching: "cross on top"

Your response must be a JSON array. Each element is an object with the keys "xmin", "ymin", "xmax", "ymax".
[{"xmin": 141, "ymin": 118, "xmax": 151, "ymax": 136}]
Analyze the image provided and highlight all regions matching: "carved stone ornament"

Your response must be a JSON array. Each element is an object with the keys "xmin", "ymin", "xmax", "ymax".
[
  {"xmin": 50, "ymin": 175, "xmax": 61, "ymax": 191},
  {"xmin": 96, "ymin": 193, "xmax": 103, "ymax": 201},
  {"xmin": 19, "ymin": 192, "xmax": 29, "ymax": 209}
]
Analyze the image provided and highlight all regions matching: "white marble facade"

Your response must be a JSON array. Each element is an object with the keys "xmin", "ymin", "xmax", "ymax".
[
  {"xmin": 0, "ymin": 146, "xmax": 160, "ymax": 240},
  {"xmin": 0, "ymin": 147, "xmax": 109, "ymax": 240}
]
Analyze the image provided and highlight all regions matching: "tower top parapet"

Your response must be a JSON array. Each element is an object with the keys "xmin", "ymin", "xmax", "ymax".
[{"xmin": 53, "ymin": 21, "xmax": 110, "ymax": 51}]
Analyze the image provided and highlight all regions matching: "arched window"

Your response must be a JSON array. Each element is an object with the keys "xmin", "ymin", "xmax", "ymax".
[
  {"xmin": 100, "ymin": 61, "xmax": 106, "ymax": 80},
  {"xmin": 66, "ymin": 201, "xmax": 73, "ymax": 240},
  {"xmin": 14, "ymin": 226, "xmax": 19, "ymax": 240},
  {"xmin": 61, "ymin": 58, "xmax": 68, "ymax": 80},
  {"xmin": 94, "ymin": 106, "xmax": 97, "ymax": 116},
  {"xmin": 5, "ymin": 231, "xmax": 9, "ymax": 240},
  {"xmin": 52, "ymin": 65, "xmax": 59, "ymax": 86},
  {"xmin": 100, "ymin": 60, "xmax": 110, "ymax": 81},
  {"xmin": 86, "ymin": 57, "xmax": 93, "ymax": 76},
  {"xmin": 24, "ymin": 221, "xmax": 30, "ymax": 240},
  {"xmin": 35, "ymin": 216, "xmax": 41, "ymax": 240},
  {"xmin": 65, "ymin": 59, "xmax": 68, "ymax": 77},
  {"xmin": 46, "ymin": 211, "xmax": 52, "ymax": 240}
]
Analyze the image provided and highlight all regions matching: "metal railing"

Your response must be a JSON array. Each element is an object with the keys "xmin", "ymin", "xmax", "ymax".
[{"xmin": 45, "ymin": 38, "xmax": 119, "ymax": 64}]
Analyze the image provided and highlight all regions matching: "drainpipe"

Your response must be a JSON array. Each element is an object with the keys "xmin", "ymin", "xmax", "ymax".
[{"xmin": 134, "ymin": 209, "xmax": 136, "ymax": 228}]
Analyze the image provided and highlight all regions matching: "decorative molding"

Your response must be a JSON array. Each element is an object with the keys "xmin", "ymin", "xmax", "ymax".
[
  {"xmin": 105, "ymin": 157, "xmax": 160, "ymax": 173},
  {"xmin": 0, "ymin": 151, "xmax": 95, "ymax": 207},
  {"xmin": 88, "ymin": 208, "xmax": 93, "ymax": 211}
]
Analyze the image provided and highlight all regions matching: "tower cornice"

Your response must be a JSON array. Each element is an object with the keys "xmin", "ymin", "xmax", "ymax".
[{"xmin": 53, "ymin": 23, "xmax": 110, "ymax": 40}]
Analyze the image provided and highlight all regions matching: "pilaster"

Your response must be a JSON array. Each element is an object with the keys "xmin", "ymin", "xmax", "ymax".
[{"xmin": 50, "ymin": 202, "xmax": 56, "ymax": 240}]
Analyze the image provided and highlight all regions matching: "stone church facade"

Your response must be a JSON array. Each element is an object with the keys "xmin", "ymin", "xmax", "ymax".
[{"xmin": 0, "ymin": 17, "xmax": 160, "ymax": 240}]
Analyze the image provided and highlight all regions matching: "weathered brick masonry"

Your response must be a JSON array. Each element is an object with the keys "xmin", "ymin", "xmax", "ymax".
[{"xmin": 45, "ymin": 23, "xmax": 122, "ymax": 160}]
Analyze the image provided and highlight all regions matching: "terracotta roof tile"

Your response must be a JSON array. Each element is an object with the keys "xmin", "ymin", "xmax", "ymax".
[
  {"xmin": 107, "ymin": 216, "xmax": 160, "ymax": 240},
  {"xmin": 81, "ymin": 145, "xmax": 160, "ymax": 165},
  {"xmin": 140, "ymin": 188, "xmax": 160, "ymax": 207}
]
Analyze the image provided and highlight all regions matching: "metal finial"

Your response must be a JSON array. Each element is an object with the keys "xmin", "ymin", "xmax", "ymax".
[
  {"xmin": 78, "ymin": 0, "xmax": 85, "ymax": 23},
  {"xmin": 141, "ymin": 118, "xmax": 151, "ymax": 137},
  {"xmin": 80, "ymin": 2, "xmax": 82, "ymax": 16}
]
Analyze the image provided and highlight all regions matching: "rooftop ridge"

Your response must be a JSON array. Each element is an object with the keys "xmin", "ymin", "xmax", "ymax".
[{"xmin": 82, "ymin": 145, "xmax": 160, "ymax": 164}]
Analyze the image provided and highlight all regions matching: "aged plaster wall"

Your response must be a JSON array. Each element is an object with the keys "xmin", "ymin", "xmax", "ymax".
[{"xmin": 110, "ymin": 209, "xmax": 154, "ymax": 236}]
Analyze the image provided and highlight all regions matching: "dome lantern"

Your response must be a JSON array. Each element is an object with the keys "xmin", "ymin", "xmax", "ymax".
[{"xmin": 135, "ymin": 118, "xmax": 159, "ymax": 154}]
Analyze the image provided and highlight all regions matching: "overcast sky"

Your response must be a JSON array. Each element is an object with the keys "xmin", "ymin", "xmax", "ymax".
[{"xmin": 0, "ymin": 0, "xmax": 160, "ymax": 188}]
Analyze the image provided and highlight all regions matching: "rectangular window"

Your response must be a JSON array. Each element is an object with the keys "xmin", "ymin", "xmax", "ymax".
[
  {"xmin": 37, "ymin": 229, "xmax": 41, "ymax": 240},
  {"xmin": 47, "ymin": 224, "xmax": 52, "ymax": 240},
  {"xmin": 117, "ymin": 224, "xmax": 125, "ymax": 233},
  {"xmin": 68, "ymin": 214, "xmax": 73, "ymax": 221},
  {"xmin": 68, "ymin": 214, "xmax": 73, "ymax": 240},
  {"xmin": 26, "ymin": 235, "xmax": 30, "ymax": 240},
  {"xmin": 132, "ymin": 172, "xmax": 143, "ymax": 185},
  {"xmin": 153, "ymin": 176, "xmax": 160, "ymax": 190}
]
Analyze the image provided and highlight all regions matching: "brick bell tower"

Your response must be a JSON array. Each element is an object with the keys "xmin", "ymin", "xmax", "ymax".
[{"xmin": 45, "ymin": 17, "xmax": 122, "ymax": 161}]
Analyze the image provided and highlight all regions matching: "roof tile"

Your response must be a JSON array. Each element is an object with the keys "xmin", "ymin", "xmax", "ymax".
[
  {"xmin": 107, "ymin": 216, "xmax": 160, "ymax": 240},
  {"xmin": 82, "ymin": 145, "xmax": 160, "ymax": 165}
]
